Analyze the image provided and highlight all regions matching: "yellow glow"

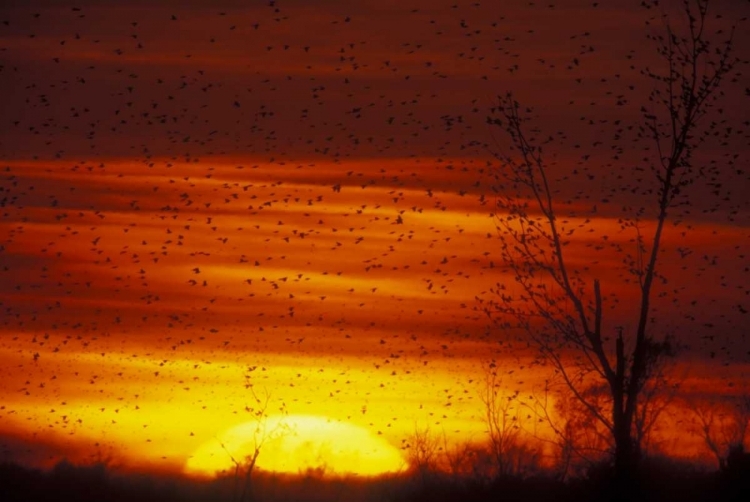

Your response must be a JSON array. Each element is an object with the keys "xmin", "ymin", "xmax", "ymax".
[{"xmin": 184, "ymin": 414, "xmax": 406, "ymax": 477}]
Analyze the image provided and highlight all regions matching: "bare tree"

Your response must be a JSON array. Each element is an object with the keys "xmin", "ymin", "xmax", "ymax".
[
  {"xmin": 689, "ymin": 391, "xmax": 750, "ymax": 470},
  {"xmin": 528, "ymin": 346, "xmax": 680, "ymax": 480},
  {"xmin": 224, "ymin": 365, "xmax": 289, "ymax": 502},
  {"xmin": 216, "ymin": 437, "xmax": 244, "ymax": 502},
  {"xmin": 526, "ymin": 380, "xmax": 612, "ymax": 480},
  {"xmin": 482, "ymin": 0, "xmax": 737, "ymax": 483},
  {"xmin": 440, "ymin": 432, "xmax": 477, "ymax": 481},
  {"xmin": 632, "ymin": 342, "xmax": 682, "ymax": 457},
  {"xmin": 480, "ymin": 362, "xmax": 540, "ymax": 478},
  {"xmin": 403, "ymin": 423, "xmax": 440, "ymax": 487}
]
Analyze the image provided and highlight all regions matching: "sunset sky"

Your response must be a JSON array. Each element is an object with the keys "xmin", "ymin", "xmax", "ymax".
[{"xmin": 0, "ymin": 0, "xmax": 748, "ymax": 476}]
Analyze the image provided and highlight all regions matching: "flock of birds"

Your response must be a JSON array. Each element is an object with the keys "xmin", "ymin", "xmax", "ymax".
[{"xmin": 0, "ymin": 0, "xmax": 748, "ymax": 469}]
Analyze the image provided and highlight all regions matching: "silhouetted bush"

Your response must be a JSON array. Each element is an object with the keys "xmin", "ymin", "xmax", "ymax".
[{"xmin": 1, "ymin": 455, "xmax": 748, "ymax": 502}]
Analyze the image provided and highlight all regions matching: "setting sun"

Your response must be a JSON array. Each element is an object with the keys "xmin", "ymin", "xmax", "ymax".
[{"xmin": 184, "ymin": 415, "xmax": 406, "ymax": 478}]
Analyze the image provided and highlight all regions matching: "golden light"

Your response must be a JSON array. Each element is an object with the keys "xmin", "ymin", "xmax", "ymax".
[{"xmin": 184, "ymin": 414, "xmax": 406, "ymax": 477}]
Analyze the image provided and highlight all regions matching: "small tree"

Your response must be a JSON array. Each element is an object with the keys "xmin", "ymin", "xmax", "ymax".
[
  {"xmin": 482, "ymin": 0, "xmax": 737, "ymax": 483},
  {"xmin": 480, "ymin": 361, "xmax": 540, "ymax": 478},
  {"xmin": 220, "ymin": 366, "xmax": 289, "ymax": 502},
  {"xmin": 527, "ymin": 380, "xmax": 612, "ymax": 480},
  {"xmin": 440, "ymin": 433, "xmax": 478, "ymax": 482},
  {"xmin": 403, "ymin": 423, "xmax": 440, "ymax": 487},
  {"xmin": 689, "ymin": 391, "xmax": 750, "ymax": 470}
]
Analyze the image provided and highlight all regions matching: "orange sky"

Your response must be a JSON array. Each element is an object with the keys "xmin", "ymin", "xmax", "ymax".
[{"xmin": 0, "ymin": 0, "xmax": 748, "ymax": 476}]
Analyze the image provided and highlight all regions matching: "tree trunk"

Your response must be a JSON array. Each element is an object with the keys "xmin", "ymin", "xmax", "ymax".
[
  {"xmin": 613, "ymin": 408, "xmax": 636, "ymax": 500},
  {"xmin": 612, "ymin": 330, "xmax": 636, "ymax": 486},
  {"xmin": 614, "ymin": 426, "xmax": 634, "ymax": 478}
]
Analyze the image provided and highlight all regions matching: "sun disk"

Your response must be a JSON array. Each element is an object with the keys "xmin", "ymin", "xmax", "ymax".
[{"xmin": 184, "ymin": 414, "xmax": 406, "ymax": 478}]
